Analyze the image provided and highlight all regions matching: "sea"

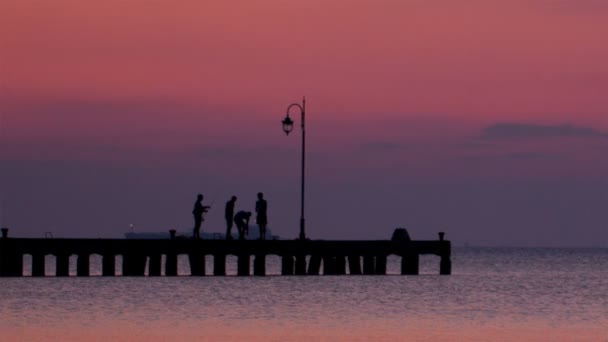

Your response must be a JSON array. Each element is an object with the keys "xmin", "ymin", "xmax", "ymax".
[{"xmin": 1, "ymin": 247, "xmax": 606, "ymax": 341}]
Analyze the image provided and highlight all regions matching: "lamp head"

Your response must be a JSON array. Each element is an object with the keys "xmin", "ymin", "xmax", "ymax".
[{"xmin": 281, "ymin": 115, "xmax": 294, "ymax": 135}]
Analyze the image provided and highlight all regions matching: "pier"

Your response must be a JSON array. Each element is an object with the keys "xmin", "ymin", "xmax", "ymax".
[{"xmin": 0, "ymin": 228, "xmax": 451, "ymax": 277}]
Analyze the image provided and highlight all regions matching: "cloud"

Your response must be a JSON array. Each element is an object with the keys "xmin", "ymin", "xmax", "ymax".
[
  {"xmin": 464, "ymin": 152, "xmax": 565, "ymax": 162},
  {"xmin": 481, "ymin": 123, "xmax": 608, "ymax": 140}
]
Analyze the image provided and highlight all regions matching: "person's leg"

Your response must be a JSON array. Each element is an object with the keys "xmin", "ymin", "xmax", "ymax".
[
  {"xmin": 236, "ymin": 223, "xmax": 243, "ymax": 240},
  {"xmin": 194, "ymin": 217, "xmax": 202, "ymax": 239},
  {"xmin": 225, "ymin": 218, "xmax": 233, "ymax": 240}
]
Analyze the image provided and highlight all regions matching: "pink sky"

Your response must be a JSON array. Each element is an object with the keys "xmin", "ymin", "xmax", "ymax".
[{"xmin": 1, "ymin": 1, "xmax": 607, "ymax": 245}]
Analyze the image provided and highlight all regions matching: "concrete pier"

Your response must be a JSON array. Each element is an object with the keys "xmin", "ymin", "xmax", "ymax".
[{"xmin": 0, "ymin": 229, "xmax": 451, "ymax": 277}]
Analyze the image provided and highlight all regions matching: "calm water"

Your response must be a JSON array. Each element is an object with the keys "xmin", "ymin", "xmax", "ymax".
[{"xmin": 1, "ymin": 248, "xmax": 606, "ymax": 341}]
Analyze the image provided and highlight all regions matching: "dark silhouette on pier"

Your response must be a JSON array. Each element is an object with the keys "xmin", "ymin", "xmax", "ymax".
[
  {"xmin": 225, "ymin": 196, "xmax": 237, "ymax": 240},
  {"xmin": 192, "ymin": 194, "xmax": 210, "ymax": 240},
  {"xmin": 0, "ymin": 228, "xmax": 451, "ymax": 277},
  {"xmin": 234, "ymin": 211, "xmax": 252, "ymax": 240},
  {"xmin": 255, "ymin": 192, "xmax": 268, "ymax": 240}
]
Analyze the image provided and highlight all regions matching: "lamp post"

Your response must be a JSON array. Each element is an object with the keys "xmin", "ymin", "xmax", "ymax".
[{"xmin": 281, "ymin": 97, "xmax": 306, "ymax": 240}]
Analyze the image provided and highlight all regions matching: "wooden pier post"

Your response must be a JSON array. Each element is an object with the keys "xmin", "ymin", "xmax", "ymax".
[
  {"xmin": 401, "ymin": 254, "xmax": 419, "ymax": 275},
  {"xmin": 348, "ymin": 255, "xmax": 362, "ymax": 275},
  {"xmin": 77, "ymin": 254, "xmax": 90, "ymax": 277},
  {"xmin": 322, "ymin": 256, "xmax": 335, "ymax": 275},
  {"xmin": 375, "ymin": 255, "xmax": 387, "ymax": 275},
  {"xmin": 121, "ymin": 255, "xmax": 130, "ymax": 276},
  {"xmin": 237, "ymin": 254, "xmax": 250, "ymax": 276},
  {"xmin": 281, "ymin": 255, "xmax": 294, "ymax": 275},
  {"xmin": 165, "ymin": 253, "xmax": 178, "ymax": 276},
  {"xmin": 148, "ymin": 254, "xmax": 161, "ymax": 276},
  {"xmin": 363, "ymin": 255, "xmax": 375, "ymax": 275},
  {"xmin": 15, "ymin": 254, "xmax": 23, "ymax": 277},
  {"xmin": 440, "ymin": 255, "xmax": 451, "ymax": 275},
  {"xmin": 189, "ymin": 252, "xmax": 205, "ymax": 276},
  {"xmin": 307, "ymin": 255, "xmax": 322, "ymax": 275},
  {"xmin": 0, "ymin": 249, "xmax": 22, "ymax": 277},
  {"xmin": 335, "ymin": 256, "xmax": 347, "ymax": 275},
  {"xmin": 102, "ymin": 254, "xmax": 115, "ymax": 276},
  {"xmin": 253, "ymin": 254, "xmax": 265, "ymax": 276},
  {"xmin": 56, "ymin": 254, "xmax": 70, "ymax": 277},
  {"xmin": 123, "ymin": 254, "xmax": 146, "ymax": 276},
  {"xmin": 32, "ymin": 254, "xmax": 45, "ymax": 277},
  {"xmin": 295, "ymin": 255, "xmax": 307, "ymax": 275},
  {"xmin": 213, "ymin": 254, "xmax": 226, "ymax": 276}
]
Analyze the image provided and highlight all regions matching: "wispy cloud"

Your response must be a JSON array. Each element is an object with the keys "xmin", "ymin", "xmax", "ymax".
[
  {"xmin": 481, "ymin": 123, "xmax": 608, "ymax": 140},
  {"xmin": 464, "ymin": 152, "xmax": 565, "ymax": 162}
]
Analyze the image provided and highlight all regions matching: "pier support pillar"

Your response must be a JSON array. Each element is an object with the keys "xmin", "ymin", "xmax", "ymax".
[
  {"xmin": 123, "ymin": 254, "xmax": 146, "ymax": 276},
  {"xmin": 237, "ymin": 255, "xmax": 250, "ymax": 276},
  {"xmin": 440, "ymin": 255, "xmax": 451, "ymax": 275},
  {"xmin": 77, "ymin": 254, "xmax": 90, "ymax": 277},
  {"xmin": 32, "ymin": 254, "xmax": 45, "ymax": 277},
  {"xmin": 322, "ymin": 256, "xmax": 335, "ymax": 275},
  {"xmin": 307, "ymin": 255, "xmax": 322, "ymax": 275},
  {"xmin": 189, "ymin": 252, "xmax": 205, "ymax": 276},
  {"xmin": 348, "ymin": 256, "xmax": 362, "ymax": 275},
  {"xmin": 295, "ymin": 255, "xmax": 307, "ymax": 275},
  {"xmin": 165, "ymin": 253, "xmax": 178, "ymax": 276},
  {"xmin": 335, "ymin": 256, "xmax": 347, "ymax": 275},
  {"xmin": 253, "ymin": 255, "xmax": 266, "ymax": 276},
  {"xmin": 56, "ymin": 254, "xmax": 70, "ymax": 277},
  {"xmin": 213, "ymin": 255, "xmax": 226, "ymax": 276},
  {"xmin": 102, "ymin": 254, "xmax": 115, "ymax": 276},
  {"xmin": 0, "ymin": 251, "xmax": 23, "ymax": 277},
  {"xmin": 401, "ymin": 254, "xmax": 419, "ymax": 275},
  {"xmin": 281, "ymin": 256, "xmax": 294, "ymax": 275},
  {"xmin": 363, "ymin": 255, "xmax": 375, "ymax": 275},
  {"xmin": 375, "ymin": 255, "xmax": 387, "ymax": 275},
  {"xmin": 148, "ymin": 254, "xmax": 161, "ymax": 276}
]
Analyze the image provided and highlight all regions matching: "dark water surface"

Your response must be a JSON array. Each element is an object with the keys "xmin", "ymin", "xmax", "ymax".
[{"xmin": 1, "ymin": 248, "xmax": 606, "ymax": 341}]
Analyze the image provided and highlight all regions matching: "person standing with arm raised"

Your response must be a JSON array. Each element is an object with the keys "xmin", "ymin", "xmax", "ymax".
[{"xmin": 192, "ymin": 194, "xmax": 210, "ymax": 240}]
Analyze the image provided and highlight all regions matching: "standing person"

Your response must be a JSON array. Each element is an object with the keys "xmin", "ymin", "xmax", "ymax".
[
  {"xmin": 255, "ymin": 192, "xmax": 268, "ymax": 240},
  {"xmin": 234, "ymin": 211, "xmax": 251, "ymax": 240},
  {"xmin": 224, "ymin": 196, "xmax": 237, "ymax": 240},
  {"xmin": 192, "ymin": 194, "xmax": 210, "ymax": 240}
]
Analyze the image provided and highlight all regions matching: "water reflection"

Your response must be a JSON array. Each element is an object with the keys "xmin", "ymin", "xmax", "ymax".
[{"xmin": 1, "ymin": 248, "xmax": 606, "ymax": 341}]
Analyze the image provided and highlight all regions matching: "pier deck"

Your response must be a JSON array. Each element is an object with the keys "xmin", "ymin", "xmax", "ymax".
[{"xmin": 0, "ymin": 231, "xmax": 451, "ymax": 277}]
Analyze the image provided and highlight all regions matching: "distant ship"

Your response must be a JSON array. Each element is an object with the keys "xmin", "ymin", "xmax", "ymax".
[{"xmin": 125, "ymin": 225, "xmax": 279, "ymax": 240}]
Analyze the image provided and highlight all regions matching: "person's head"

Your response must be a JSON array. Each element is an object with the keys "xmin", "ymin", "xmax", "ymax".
[
  {"xmin": 246, "ymin": 211, "xmax": 252, "ymax": 218},
  {"xmin": 257, "ymin": 192, "xmax": 264, "ymax": 199},
  {"xmin": 197, "ymin": 194, "xmax": 203, "ymax": 201},
  {"xmin": 231, "ymin": 195, "xmax": 237, "ymax": 202}
]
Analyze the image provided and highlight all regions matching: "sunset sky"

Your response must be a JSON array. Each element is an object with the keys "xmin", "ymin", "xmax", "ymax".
[{"xmin": 1, "ymin": 0, "xmax": 607, "ymax": 246}]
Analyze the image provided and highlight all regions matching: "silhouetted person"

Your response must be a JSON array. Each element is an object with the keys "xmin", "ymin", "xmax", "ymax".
[
  {"xmin": 234, "ymin": 211, "xmax": 251, "ymax": 240},
  {"xmin": 224, "ymin": 196, "xmax": 237, "ymax": 240},
  {"xmin": 192, "ymin": 194, "xmax": 210, "ymax": 239},
  {"xmin": 255, "ymin": 192, "xmax": 268, "ymax": 240}
]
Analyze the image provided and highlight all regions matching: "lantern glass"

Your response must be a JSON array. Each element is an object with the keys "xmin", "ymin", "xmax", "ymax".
[{"xmin": 282, "ymin": 116, "xmax": 294, "ymax": 135}]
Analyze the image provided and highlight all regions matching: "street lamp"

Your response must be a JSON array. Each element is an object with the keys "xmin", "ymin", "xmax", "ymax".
[{"xmin": 281, "ymin": 97, "xmax": 306, "ymax": 240}]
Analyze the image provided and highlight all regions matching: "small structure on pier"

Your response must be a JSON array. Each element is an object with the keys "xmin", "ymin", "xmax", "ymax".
[{"xmin": 0, "ymin": 228, "xmax": 451, "ymax": 277}]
